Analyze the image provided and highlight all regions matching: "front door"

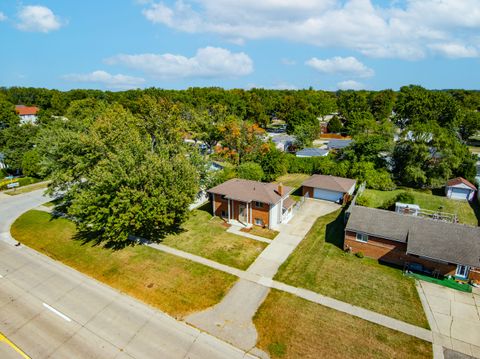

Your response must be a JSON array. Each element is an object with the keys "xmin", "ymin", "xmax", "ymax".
[
  {"xmin": 238, "ymin": 204, "xmax": 247, "ymax": 223},
  {"xmin": 455, "ymin": 265, "xmax": 469, "ymax": 279}
]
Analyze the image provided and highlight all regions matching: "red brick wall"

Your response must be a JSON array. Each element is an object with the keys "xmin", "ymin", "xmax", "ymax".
[
  {"xmin": 302, "ymin": 186, "xmax": 314, "ymax": 198},
  {"xmin": 251, "ymin": 202, "xmax": 270, "ymax": 227},
  {"xmin": 344, "ymin": 230, "xmax": 457, "ymax": 275},
  {"xmin": 212, "ymin": 195, "xmax": 270, "ymax": 227},
  {"xmin": 213, "ymin": 194, "xmax": 228, "ymax": 218}
]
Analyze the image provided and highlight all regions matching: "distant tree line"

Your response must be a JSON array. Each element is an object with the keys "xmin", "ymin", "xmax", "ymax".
[{"xmin": 0, "ymin": 85, "xmax": 479, "ymax": 244}]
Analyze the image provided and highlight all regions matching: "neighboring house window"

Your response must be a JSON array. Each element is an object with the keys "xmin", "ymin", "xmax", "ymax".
[
  {"xmin": 355, "ymin": 232, "xmax": 368, "ymax": 243},
  {"xmin": 255, "ymin": 201, "xmax": 262, "ymax": 208},
  {"xmin": 221, "ymin": 210, "xmax": 227, "ymax": 218},
  {"xmin": 255, "ymin": 218, "xmax": 263, "ymax": 226},
  {"xmin": 455, "ymin": 265, "xmax": 469, "ymax": 279}
]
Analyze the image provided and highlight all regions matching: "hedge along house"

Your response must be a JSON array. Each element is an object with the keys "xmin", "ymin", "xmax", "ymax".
[
  {"xmin": 445, "ymin": 177, "xmax": 477, "ymax": 202},
  {"xmin": 208, "ymin": 179, "xmax": 295, "ymax": 229},
  {"xmin": 345, "ymin": 206, "xmax": 480, "ymax": 282},
  {"xmin": 302, "ymin": 174, "xmax": 356, "ymax": 204}
]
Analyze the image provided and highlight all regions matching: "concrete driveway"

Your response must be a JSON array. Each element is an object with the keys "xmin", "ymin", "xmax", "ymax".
[
  {"xmin": 417, "ymin": 281, "xmax": 480, "ymax": 358},
  {"xmin": 186, "ymin": 198, "xmax": 341, "ymax": 352}
]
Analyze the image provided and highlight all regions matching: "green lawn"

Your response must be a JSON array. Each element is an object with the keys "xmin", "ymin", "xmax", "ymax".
[
  {"xmin": 359, "ymin": 188, "xmax": 479, "ymax": 226},
  {"xmin": 275, "ymin": 210, "xmax": 429, "ymax": 328},
  {"xmin": 254, "ymin": 290, "xmax": 432, "ymax": 359},
  {"xmin": 161, "ymin": 208, "xmax": 266, "ymax": 270},
  {"xmin": 11, "ymin": 210, "xmax": 237, "ymax": 318}
]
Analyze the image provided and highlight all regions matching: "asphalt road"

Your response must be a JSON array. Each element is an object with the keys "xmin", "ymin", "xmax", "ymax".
[{"xmin": 0, "ymin": 190, "xmax": 255, "ymax": 359}]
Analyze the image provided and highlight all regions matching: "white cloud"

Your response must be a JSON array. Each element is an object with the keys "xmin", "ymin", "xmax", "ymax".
[
  {"xmin": 428, "ymin": 43, "xmax": 479, "ymax": 58},
  {"xmin": 140, "ymin": 0, "xmax": 480, "ymax": 60},
  {"xmin": 337, "ymin": 80, "xmax": 364, "ymax": 90},
  {"xmin": 306, "ymin": 56, "xmax": 374, "ymax": 77},
  {"xmin": 106, "ymin": 46, "xmax": 253, "ymax": 79},
  {"xmin": 17, "ymin": 5, "xmax": 62, "ymax": 33},
  {"xmin": 63, "ymin": 71, "xmax": 145, "ymax": 89},
  {"xmin": 0, "ymin": 12, "xmax": 7, "ymax": 21}
]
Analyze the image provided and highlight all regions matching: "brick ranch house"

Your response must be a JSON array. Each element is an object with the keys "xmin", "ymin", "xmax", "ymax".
[
  {"xmin": 302, "ymin": 174, "xmax": 356, "ymax": 204},
  {"xmin": 208, "ymin": 178, "xmax": 295, "ymax": 229},
  {"xmin": 345, "ymin": 206, "xmax": 480, "ymax": 282}
]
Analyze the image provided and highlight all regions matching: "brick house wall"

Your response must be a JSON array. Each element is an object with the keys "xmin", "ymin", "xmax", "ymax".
[
  {"xmin": 251, "ymin": 202, "xmax": 270, "ymax": 227},
  {"xmin": 212, "ymin": 194, "xmax": 229, "ymax": 218},
  {"xmin": 302, "ymin": 186, "xmax": 314, "ymax": 198},
  {"xmin": 212, "ymin": 194, "xmax": 271, "ymax": 227},
  {"xmin": 344, "ymin": 230, "xmax": 459, "ymax": 277}
]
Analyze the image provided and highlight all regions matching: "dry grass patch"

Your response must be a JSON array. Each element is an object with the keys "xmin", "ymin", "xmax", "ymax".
[
  {"xmin": 12, "ymin": 210, "xmax": 237, "ymax": 318},
  {"xmin": 275, "ymin": 173, "xmax": 310, "ymax": 189},
  {"xmin": 254, "ymin": 290, "xmax": 432, "ymax": 359},
  {"xmin": 241, "ymin": 226, "xmax": 278, "ymax": 240},
  {"xmin": 161, "ymin": 209, "xmax": 266, "ymax": 270}
]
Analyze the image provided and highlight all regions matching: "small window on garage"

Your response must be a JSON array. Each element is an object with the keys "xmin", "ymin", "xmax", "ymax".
[
  {"xmin": 356, "ymin": 232, "xmax": 368, "ymax": 243},
  {"xmin": 255, "ymin": 218, "xmax": 263, "ymax": 226}
]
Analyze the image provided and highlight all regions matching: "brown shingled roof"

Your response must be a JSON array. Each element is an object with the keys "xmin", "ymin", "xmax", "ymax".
[
  {"xmin": 446, "ymin": 177, "xmax": 477, "ymax": 191},
  {"xmin": 302, "ymin": 174, "xmax": 356, "ymax": 193},
  {"xmin": 207, "ymin": 179, "xmax": 292, "ymax": 204}
]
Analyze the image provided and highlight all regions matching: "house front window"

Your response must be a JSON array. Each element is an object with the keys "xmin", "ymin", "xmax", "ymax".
[
  {"xmin": 221, "ymin": 210, "xmax": 227, "ymax": 218},
  {"xmin": 455, "ymin": 265, "xmax": 469, "ymax": 279},
  {"xmin": 255, "ymin": 201, "xmax": 262, "ymax": 208},
  {"xmin": 355, "ymin": 232, "xmax": 368, "ymax": 243},
  {"xmin": 255, "ymin": 218, "xmax": 264, "ymax": 226}
]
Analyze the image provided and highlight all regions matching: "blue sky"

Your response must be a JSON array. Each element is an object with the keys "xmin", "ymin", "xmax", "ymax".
[{"xmin": 1, "ymin": 0, "xmax": 480, "ymax": 91}]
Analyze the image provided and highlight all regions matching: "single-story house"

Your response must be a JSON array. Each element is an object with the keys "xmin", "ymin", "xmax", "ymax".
[
  {"xmin": 302, "ymin": 174, "xmax": 356, "ymax": 203},
  {"xmin": 295, "ymin": 148, "xmax": 329, "ymax": 158},
  {"xmin": 345, "ymin": 206, "xmax": 480, "ymax": 281},
  {"xmin": 208, "ymin": 178, "xmax": 295, "ymax": 229},
  {"xmin": 271, "ymin": 135, "xmax": 296, "ymax": 152},
  {"xmin": 327, "ymin": 139, "xmax": 352, "ymax": 151},
  {"xmin": 445, "ymin": 177, "xmax": 477, "ymax": 201},
  {"xmin": 15, "ymin": 105, "xmax": 39, "ymax": 125}
]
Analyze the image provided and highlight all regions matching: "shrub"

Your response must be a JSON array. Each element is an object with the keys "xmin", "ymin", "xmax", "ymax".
[
  {"xmin": 355, "ymin": 252, "xmax": 364, "ymax": 259},
  {"xmin": 396, "ymin": 191, "xmax": 415, "ymax": 204},
  {"xmin": 355, "ymin": 195, "xmax": 371, "ymax": 207}
]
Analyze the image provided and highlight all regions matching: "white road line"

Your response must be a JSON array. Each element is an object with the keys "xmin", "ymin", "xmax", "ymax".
[
  {"xmin": 0, "ymin": 274, "xmax": 3, "ymax": 278},
  {"xmin": 42, "ymin": 303, "xmax": 72, "ymax": 322}
]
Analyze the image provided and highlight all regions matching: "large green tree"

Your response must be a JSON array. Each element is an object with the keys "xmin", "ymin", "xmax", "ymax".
[{"xmin": 39, "ymin": 104, "xmax": 198, "ymax": 245}]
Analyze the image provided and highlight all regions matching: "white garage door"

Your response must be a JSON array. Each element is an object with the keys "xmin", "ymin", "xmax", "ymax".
[
  {"xmin": 313, "ymin": 188, "xmax": 343, "ymax": 202},
  {"xmin": 450, "ymin": 188, "xmax": 470, "ymax": 200}
]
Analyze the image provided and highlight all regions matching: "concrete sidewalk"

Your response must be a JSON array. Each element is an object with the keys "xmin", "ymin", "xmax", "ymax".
[{"xmin": 417, "ymin": 281, "xmax": 480, "ymax": 358}]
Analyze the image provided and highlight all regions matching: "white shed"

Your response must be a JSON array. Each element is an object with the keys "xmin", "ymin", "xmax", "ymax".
[{"xmin": 445, "ymin": 177, "xmax": 477, "ymax": 202}]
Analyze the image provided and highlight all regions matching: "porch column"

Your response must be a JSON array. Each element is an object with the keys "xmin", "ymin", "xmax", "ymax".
[
  {"xmin": 246, "ymin": 202, "xmax": 249, "ymax": 224},
  {"xmin": 228, "ymin": 199, "xmax": 231, "ymax": 221},
  {"xmin": 211, "ymin": 194, "xmax": 215, "ymax": 216}
]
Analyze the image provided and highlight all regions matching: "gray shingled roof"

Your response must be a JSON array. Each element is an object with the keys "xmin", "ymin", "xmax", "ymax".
[
  {"xmin": 296, "ymin": 148, "xmax": 329, "ymax": 157},
  {"xmin": 407, "ymin": 220, "xmax": 480, "ymax": 268},
  {"xmin": 207, "ymin": 179, "xmax": 292, "ymax": 205},
  {"xmin": 327, "ymin": 139, "xmax": 353, "ymax": 149},
  {"xmin": 346, "ymin": 205, "xmax": 480, "ymax": 267},
  {"xmin": 302, "ymin": 174, "xmax": 356, "ymax": 193},
  {"xmin": 345, "ymin": 206, "xmax": 412, "ymax": 242}
]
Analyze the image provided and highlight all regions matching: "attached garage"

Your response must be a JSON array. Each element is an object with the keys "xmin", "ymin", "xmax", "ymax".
[
  {"xmin": 302, "ymin": 174, "xmax": 356, "ymax": 204},
  {"xmin": 313, "ymin": 188, "xmax": 343, "ymax": 202},
  {"xmin": 445, "ymin": 177, "xmax": 477, "ymax": 202}
]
